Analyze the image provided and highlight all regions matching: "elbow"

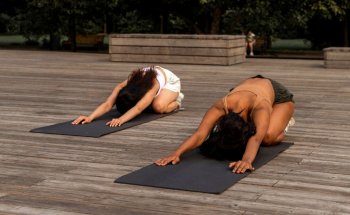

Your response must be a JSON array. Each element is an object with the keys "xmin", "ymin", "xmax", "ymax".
[
  {"xmin": 116, "ymin": 85, "xmax": 123, "ymax": 91},
  {"xmin": 249, "ymin": 135, "xmax": 262, "ymax": 146},
  {"xmin": 193, "ymin": 132, "xmax": 206, "ymax": 147},
  {"xmin": 104, "ymin": 103, "xmax": 113, "ymax": 111},
  {"xmin": 134, "ymin": 106, "xmax": 142, "ymax": 115}
]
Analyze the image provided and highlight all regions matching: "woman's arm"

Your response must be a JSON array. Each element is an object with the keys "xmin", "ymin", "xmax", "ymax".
[
  {"xmin": 106, "ymin": 82, "xmax": 159, "ymax": 127},
  {"xmin": 72, "ymin": 80, "xmax": 128, "ymax": 125},
  {"xmin": 230, "ymin": 102, "xmax": 270, "ymax": 173},
  {"xmin": 155, "ymin": 100, "xmax": 225, "ymax": 166}
]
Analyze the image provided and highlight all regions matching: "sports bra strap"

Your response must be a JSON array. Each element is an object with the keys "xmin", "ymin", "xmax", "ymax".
[
  {"xmin": 250, "ymin": 95, "xmax": 264, "ymax": 119},
  {"xmin": 222, "ymin": 96, "xmax": 229, "ymax": 114},
  {"xmin": 222, "ymin": 92, "xmax": 272, "ymax": 119},
  {"xmin": 222, "ymin": 89, "xmax": 256, "ymax": 115}
]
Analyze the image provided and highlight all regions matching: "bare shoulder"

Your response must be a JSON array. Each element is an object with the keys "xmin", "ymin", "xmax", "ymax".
[
  {"xmin": 251, "ymin": 100, "xmax": 272, "ymax": 119},
  {"xmin": 213, "ymin": 98, "xmax": 226, "ymax": 112}
]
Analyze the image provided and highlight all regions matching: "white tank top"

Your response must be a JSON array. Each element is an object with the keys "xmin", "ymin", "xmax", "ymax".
[{"xmin": 141, "ymin": 67, "xmax": 165, "ymax": 97}]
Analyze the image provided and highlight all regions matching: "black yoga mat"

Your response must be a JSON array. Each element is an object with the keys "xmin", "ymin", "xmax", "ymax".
[
  {"xmin": 115, "ymin": 142, "xmax": 293, "ymax": 194},
  {"xmin": 30, "ymin": 109, "xmax": 177, "ymax": 138}
]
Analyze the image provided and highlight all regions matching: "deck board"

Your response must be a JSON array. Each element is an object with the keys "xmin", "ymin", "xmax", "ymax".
[{"xmin": 0, "ymin": 50, "xmax": 350, "ymax": 214}]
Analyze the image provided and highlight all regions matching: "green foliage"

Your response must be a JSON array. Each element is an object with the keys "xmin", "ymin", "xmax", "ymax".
[
  {"xmin": 113, "ymin": 10, "xmax": 158, "ymax": 33},
  {"xmin": 1, "ymin": 0, "xmax": 348, "ymax": 49},
  {"xmin": 306, "ymin": 0, "xmax": 350, "ymax": 48},
  {"xmin": 1, "ymin": 7, "xmax": 45, "ymax": 43},
  {"xmin": 114, "ymin": 0, "xmax": 316, "ymax": 37},
  {"xmin": 311, "ymin": 0, "xmax": 350, "ymax": 20},
  {"xmin": 168, "ymin": 14, "xmax": 195, "ymax": 34},
  {"xmin": 2, "ymin": 0, "xmax": 117, "ymax": 44}
]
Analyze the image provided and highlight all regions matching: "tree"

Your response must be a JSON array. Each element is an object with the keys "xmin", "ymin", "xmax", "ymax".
[
  {"xmin": 0, "ymin": 0, "xmax": 27, "ymax": 33},
  {"xmin": 3, "ymin": 0, "xmax": 117, "ymax": 51},
  {"xmin": 115, "ymin": 0, "xmax": 313, "ymax": 39},
  {"xmin": 309, "ymin": 0, "xmax": 350, "ymax": 47}
]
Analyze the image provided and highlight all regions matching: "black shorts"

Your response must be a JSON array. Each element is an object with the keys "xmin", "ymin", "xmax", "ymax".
[{"xmin": 229, "ymin": 75, "xmax": 295, "ymax": 105}]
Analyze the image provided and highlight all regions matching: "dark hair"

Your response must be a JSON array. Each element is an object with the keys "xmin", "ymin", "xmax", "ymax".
[
  {"xmin": 199, "ymin": 111, "xmax": 256, "ymax": 161},
  {"xmin": 115, "ymin": 66, "xmax": 157, "ymax": 114}
]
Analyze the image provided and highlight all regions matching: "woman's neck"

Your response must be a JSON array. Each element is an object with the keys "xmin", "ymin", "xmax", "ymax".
[{"xmin": 226, "ymin": 92, "xmax": 256, "ymax": 122}]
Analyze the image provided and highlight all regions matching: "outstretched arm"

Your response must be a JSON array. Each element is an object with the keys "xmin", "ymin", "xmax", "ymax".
[
  {"xmin": 155, "ymin": 100, "xmax": 225, "ymax": 166},
  {"xmin": 230, "ymin": 102, "xmax": 270, "ymax": 173},
  {"xmin": 72, "ymin": 80, "xmax": 128, "ymax": 124},
  {"xmin": 106, "ymin": 82, "xmax": 159, "ymax": 127}
]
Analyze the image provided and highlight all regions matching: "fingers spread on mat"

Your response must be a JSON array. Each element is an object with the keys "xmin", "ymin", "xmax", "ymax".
[
  {"xmin": 72, "ymin": 116, "xmax": 91, "ymax": 125},
  {"xmin": 229, "ymin": 160, "xmax": 254, "ymax": 174},
  {"xmin": 155, "ymin": 155, "xmax": 180, "ymax": 166},
  {"xmin": 106, "ymin": 118, "xmax": 124, "ymax": 127}
]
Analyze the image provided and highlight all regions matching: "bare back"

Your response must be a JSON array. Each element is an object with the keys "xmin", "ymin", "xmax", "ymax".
[{"xmin": 222, "ymin": 78, "xmax": 275, "ymax": 120}]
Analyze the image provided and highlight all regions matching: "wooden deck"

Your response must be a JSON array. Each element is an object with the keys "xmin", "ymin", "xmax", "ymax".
[{"xmin": 0, "ymin": 50, "xmax": 350, "ymax": 215}]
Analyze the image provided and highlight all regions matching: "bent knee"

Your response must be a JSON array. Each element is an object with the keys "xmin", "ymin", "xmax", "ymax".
[
  {"xmin": 262, "ymin": 131, "xmax": 275, "ymax": 146},
  {"xmin": 152, "ymin": 102, "xmax": 167, "ymax": 114}
]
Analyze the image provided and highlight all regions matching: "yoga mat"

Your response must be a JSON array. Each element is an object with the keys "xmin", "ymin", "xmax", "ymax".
[
  {"xmin": 115, "ymin": 142, "xmax": 293, "ymax": 194},
  {"xmin": 30, "ymin": 109, "xmax": 177, "ymax": 138}
]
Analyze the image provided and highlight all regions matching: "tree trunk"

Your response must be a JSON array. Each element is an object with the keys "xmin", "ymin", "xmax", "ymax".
[
  {"xmin": 205, "ymin": 15, "xmax": 211, "ymax": 34},
  {"xmin": 160, "ymin": 15, "xmax": 164, "ymax": 34},
  {"xmin": 151, "ymin": 7, "xmax": 204, "ymax": 34},
  {"xmin": 210, "ymin": 1, "xmax": 222, "ymax": 34},
  {"xmin": 49, "ymin": 33, "xmax": 60, "ymax": 51},
  {"xmin": 69, "ymin": 16, "xmax": 77, "ymax": 52},
  {"xmin": 227, "ymin": 13, "xmax": 245, "ymax": 34},
  {"xmin": 344, "ymin": 12, "xmax": 348, "ymax": 47},
  {"xmin": 163, "ymin": 13, "xmax": 169, "ymax": 34},
  {"xmin": 104, "ymin": 15, "xmax": 107, "ymax": 34}
]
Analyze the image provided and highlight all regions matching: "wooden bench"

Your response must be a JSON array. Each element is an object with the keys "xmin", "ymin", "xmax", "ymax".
[
  {"xmin": 62, "ymin": 35, "xmax": 105, "ymax": 50},
  {"xmin": 324, "ymin": 47, "xmax": 350, "ymax": 69},
  {"xmin": 109, "ymin": 34, "xmax": 246, "ymax": 65},
  {"xmin": 254, "ymin": 37, "xmax": 265, "ymax": 49},
  {"xmin": 247, "ymin": 37, "xmax": 266, "ymax": 55}
]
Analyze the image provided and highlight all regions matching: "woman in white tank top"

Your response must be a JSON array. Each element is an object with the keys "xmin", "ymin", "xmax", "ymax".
[{"xmin": 72, "ymin": 66, "xmax": 184, "ymax": 127}]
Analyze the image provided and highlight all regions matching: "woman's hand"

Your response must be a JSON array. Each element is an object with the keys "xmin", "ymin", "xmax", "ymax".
[
  {"xmin": 155, "ymin": 155, "xmax": 180, "ymax": 166},
  {"xmin": 229, "ymin": 160, "xmax": 255, "ymax": 174},
  {"xmin": 106, "ymin": 118, "xmax": 124, "ymax": 127},
  {"xmin": 72, "ymin": 116, "xmax": 92, "ymax": 125}
]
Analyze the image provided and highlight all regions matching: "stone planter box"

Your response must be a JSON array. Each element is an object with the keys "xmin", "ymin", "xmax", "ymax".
[
  {"xmin": 109, "ymin": 34, "xmax": 245, "ymax": 65},
  {"xmin": 324, "ymin": 47, "xmax": 350, "ymax": 69}
]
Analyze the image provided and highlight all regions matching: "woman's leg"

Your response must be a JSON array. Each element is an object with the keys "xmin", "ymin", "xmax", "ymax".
[
  {"xmin": 262, "ymin": 101, "xmax": 295, "ymax": 146},
  {"xmin": 245, "ymin": 42, "xmax": 248, "ymax": 52},
  {"xmin": 151, "ymin": 89, "xmax": 179, "ymax": 114},
  {"xmin": 249, "ymin": 43, "xmax": 254, "ymax": 53}
]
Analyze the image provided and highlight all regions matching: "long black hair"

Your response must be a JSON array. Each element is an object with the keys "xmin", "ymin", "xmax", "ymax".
[
  {"xmin": 115, "ymin": 66, "xmax": 157, "ymax": 114},
  {"xmin": 199, "ymin": 111, "xmax": 256, "ymax": 161}
]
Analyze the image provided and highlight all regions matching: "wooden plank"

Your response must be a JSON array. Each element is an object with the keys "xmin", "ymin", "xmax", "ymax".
[
  {"xmin": 109, "ymin": 46, "xmax": 245, "ymax": 57},
  {"xmin": 323, "ymin": 47, "xmax": 350, "ymax": 52},
  {"xmin": 111, "ymin": 53, "xmax": 245, "ymax": 65},
  {"xmin": 0, "ymin": 203, "xmax": 86, "ymax": 215},
  {"xmin": 257, "ymin": 194, "xmax": 350, "ymax": 214},
  {"xmin": 324, "ymin": 51, "xmax": 350, "ymax": 61},
  {"xmin": 110, "ymin": 38, "xmax": 245, "ymax": 48},
  {"xmin": 229, "ymin": 55, "xmax": 246, "ymax": 65},
  {"xmin": 0, "ymin": 50, "xmax": 350, "ymax": 214},
  {"xmin": 111, "ymin": 38, "xmax": 227, "ymax": 48},
  {"xmin": 29, "ymin": 178, "xmax": 332, "ymax": 215},
  {"xmin": 324, "ymin": 60, "xmax": 350, "ymax": 69},
  {"xmin": 110, "ymin": 34, "xmax": 245, "ymax": 40},
  {"xmin": 231, "ymin": 183, "xmax": 350, "ymax": 204}
]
